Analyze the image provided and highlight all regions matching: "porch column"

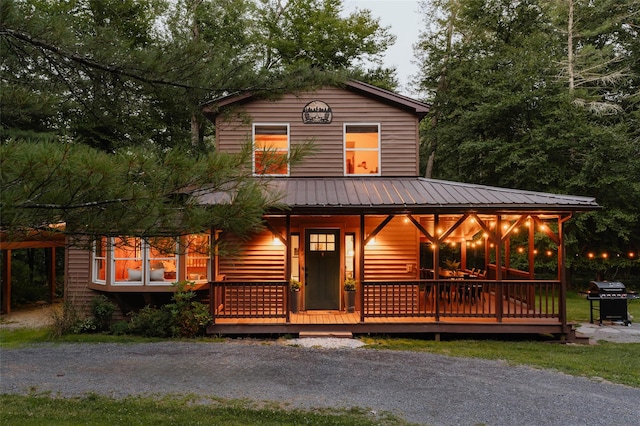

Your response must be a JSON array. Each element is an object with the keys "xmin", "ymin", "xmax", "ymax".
[
  {"xmin": 433, "ymin": 214, "xmax": 440, "ymax": 322},
  {"xmin": 558, "ymin": 215, "xmax": 568, "ymax": 331},
  {"xmin": 359, "ymin": 214, "xmax": 365, "ymax": 323},
  {"xmin": 285, "ymin": 215, "xmax": 291, "ymax": 323},
  {"xmin": 48, "ymin": 247, "xmax": 56, "ymax": 303},
  {"xmin": 1, "ymin": 249, "xmax": 10, "ymax": 314},
  {"xmin": 496, "ymin": 215, "xmax": 503, "ymax": 322},
  {"xmin": 528, "ymin": 219, "xmax": 535, "ymax": 279}
]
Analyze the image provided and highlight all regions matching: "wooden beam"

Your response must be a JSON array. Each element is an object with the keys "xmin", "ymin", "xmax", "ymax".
[
  {"xmin": 364, "ymin": 215, "xmax": 394, "ymax": 246},
  {"xmin": 407, "ymin": 214, "xmax": 435, "ymax": 243}
]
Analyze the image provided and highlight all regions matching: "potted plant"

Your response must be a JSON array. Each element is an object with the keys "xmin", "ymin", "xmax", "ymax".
[
  {"xmin": 343, "ymin": 278, "xmax": 356, "ymax": 313},
  {"xmin": 444, "ymin": 259, "xmax": 461, "ymax": 277},
  {"xmin": 290, "ymin": 278, "xmax": 302, "ymax": 313}
]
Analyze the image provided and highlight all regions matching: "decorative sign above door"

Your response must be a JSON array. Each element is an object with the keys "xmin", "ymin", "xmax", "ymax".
[{"xmin": 302, "ymin": 100, "xmax": 332, "ymax": 124}]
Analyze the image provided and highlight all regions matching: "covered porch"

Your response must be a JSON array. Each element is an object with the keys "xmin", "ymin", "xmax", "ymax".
[{"xmin": 197, "ymin": 177, "xmax": 598, "ymax": 338}]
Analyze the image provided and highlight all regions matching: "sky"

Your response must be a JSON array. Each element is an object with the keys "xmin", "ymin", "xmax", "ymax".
[{"xmin": 343, "ymin": 0, "xmax": 423, "ymax": 96}]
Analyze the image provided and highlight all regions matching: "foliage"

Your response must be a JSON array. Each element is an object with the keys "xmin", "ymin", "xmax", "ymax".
[
  {"xmin": 443, "ymin": 259, "xmax": 460, "ymax": 272},
  {"xmin": 127, "ymin": 281, "xmax": 212, "ymax": 338},
  {"xmin": 127, "ymin": 305, "xmax": 173, "ymax": 338},
  {"xmin": 415, "ymin": 0, "xmax": 640, "ymax": 281},
  {"xmin": 50, "ymin": 300, "xmax": 83, "ymax": 338},
  {"xmin": 344, "ymin": 277, "xmax": 356, "ymax": 291},
  {"xmin": 0, "ymin": 394, "xmax": 403, "ymax": 426},
  {"xmin": 289, "ymin": 278, "xmax": 301, "ymax": 291},
  {"xmin": 89, "ymin": 295, "xmax": 116, "ymax": 331}
]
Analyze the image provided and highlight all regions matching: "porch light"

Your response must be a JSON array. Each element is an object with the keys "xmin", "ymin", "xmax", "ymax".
[
  {"xmin": 367, "ymin": 237, "xmax": 376, "ymax": 245},
  {"xmin": 517, "ymin": 247, "xmax": 525, "ymax": 253},
  {"xmin": 602, "ymin": 252, "xmax": 608, "ymax": 259},
  {"xmin": 546, "ymin": 250, "xmax": 553, "ymax": 257},
  {"xmin": 630, "ymin": 252, "xmax": 636, "ymax": 258},
  {"xmin": 588, "ymin": 252, "xmax": 595, "ymax": 259},
  {"xmin": 272, "ymin": 236, "xmax": 283, "ymax": 246}
]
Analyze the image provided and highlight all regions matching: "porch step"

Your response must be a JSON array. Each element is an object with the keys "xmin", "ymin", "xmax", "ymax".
[{"xmin": 299, "ymin": 331, "xmax": 353, "ymax": 339}]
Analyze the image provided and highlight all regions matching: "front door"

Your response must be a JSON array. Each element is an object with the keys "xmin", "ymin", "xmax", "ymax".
[{"xmin": 305, "ymin": 229, "xmax": 340, "ymax": 310}]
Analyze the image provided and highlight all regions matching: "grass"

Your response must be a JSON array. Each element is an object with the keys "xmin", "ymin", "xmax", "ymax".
[
  {"xmin": 0, "ymin": 394, "xmax": 409, "ymax": 426},
  {"xmin": 360, "ymin": 338, "xmax": 640, "ymax": 387}
]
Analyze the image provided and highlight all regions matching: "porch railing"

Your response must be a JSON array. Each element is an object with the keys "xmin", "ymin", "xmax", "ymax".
[
  {"xmin": 210, "ymin": 281, "xmax": 288, "ymax": 322},
  {"xmin": 208, "ymin": 280, "xmax": 561, "ymax": 323},
  {"xmin": 362, "ymin": 280, "xmax": 561, "ymax": 321}
]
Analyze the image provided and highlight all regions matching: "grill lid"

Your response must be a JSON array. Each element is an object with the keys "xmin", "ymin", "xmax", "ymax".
[{"xmin": 589, "ymin": 281, "xmax": 626, "ymax": 292}]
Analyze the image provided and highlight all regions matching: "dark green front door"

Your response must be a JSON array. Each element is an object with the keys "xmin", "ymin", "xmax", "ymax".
[{"xmin": 305, "ymin": 229, "xmax": 340, "ymax": 310}]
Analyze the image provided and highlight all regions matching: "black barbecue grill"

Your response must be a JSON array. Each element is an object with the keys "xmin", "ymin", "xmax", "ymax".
[{"xmin": 586, "ymin": 281, "xmax": 638, "ymax": 325}]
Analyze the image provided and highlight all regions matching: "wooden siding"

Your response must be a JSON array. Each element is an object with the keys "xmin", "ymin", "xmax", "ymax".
[
  {"xmin": 216, "ymin": 87, "xmax": 420, "ymax": 177},
  {"xmin": 364, "ymin": 216, "xmax": 419, "ymax": 281},
  {"xmin": 65, "ymin": 245, "xmax": 95, "ymax": 315},
  {"xmin": 219, "ymin": 230, "xmax": 286, "ymax": 281}
]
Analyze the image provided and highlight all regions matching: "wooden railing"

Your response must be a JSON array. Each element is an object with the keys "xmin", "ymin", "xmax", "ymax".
[
  {"xmin": 210, "ymin": 281, "xmax": 288, "ymax": 322},
  {"xmin": 361, "ymin": 280, "xmax": 562, "ymax": 321},
  {"xmin": 208, "ymin": 280, "xmax": 562, "ymax": 323}
]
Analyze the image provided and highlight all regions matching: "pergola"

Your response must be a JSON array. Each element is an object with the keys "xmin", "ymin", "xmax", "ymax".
[{"xmin": 0, "ymin": 230, "xmax": 65, "ymax": 314}]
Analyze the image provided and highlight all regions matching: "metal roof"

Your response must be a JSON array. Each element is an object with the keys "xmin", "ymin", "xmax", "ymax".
[{"xmin": 196, "ymin": 177, "xmax": 599, "ymax": 214}]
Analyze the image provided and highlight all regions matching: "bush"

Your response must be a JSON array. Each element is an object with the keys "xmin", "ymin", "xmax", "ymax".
[
  {"xmin": 127, "ymin": 305, "xmax": 172, "ymax": 338},
  {"xmin": 109, "ymin": 320, "xmax": 130, "ymax": 336},
  {"xmin": 126, "ymin": 281, "xmax": 212, "ymax": 338},
  {"xmin": 90, "ymin": 295, "xmax": 116, "ymax": 331},
  {"xmin": 50, "ymin": 300, "xmax": 83, "ymax": 338}
]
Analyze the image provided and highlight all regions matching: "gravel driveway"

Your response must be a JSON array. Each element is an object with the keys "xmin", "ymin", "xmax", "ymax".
[{"xmin": 2, "ymin": 340, "xmax": 639, "ymax": 426}]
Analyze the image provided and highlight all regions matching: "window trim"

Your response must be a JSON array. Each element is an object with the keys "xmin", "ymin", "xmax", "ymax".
[
  {"xmin": 252, "ymin": 123, "xmax": 290, "ymax": 176},
  {"xmin": 343, "ymin": 123, "xmax": 381, "ymax": 176}
]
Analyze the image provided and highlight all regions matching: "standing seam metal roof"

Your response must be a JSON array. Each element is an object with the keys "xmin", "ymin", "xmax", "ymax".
[{"xmin": 195, "ymin": 177, "xmax": 599, "ymax": 211}]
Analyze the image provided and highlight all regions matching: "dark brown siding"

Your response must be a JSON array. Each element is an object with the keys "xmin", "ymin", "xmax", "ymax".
[{"xmin": 216, "ymin": 87, "xmax": 420, "ymax": 177}]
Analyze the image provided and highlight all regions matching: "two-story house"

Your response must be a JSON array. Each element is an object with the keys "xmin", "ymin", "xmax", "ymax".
[{"xmin": 66, "ymin": 81, "xmax": 598, "ymax": 339}]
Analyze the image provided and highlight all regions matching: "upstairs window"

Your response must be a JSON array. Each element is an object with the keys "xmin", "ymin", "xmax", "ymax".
[
  {"xmin": 344, "ymin": 124, "xmax": 380, "ymax": 176},
  {"xmin": 253, "ymin": 124, "xmax": 289, "ymax": 175}
]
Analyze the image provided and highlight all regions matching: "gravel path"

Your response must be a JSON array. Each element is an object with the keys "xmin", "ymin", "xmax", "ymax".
[{"xmin": 2, "ymin": 340, "xmax": 639, "ymax": 426}]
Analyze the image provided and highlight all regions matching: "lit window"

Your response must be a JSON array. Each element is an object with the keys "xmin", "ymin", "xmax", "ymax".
[
  {"xmin": 344, "ymin": 124, "xmax": 380, "ymax": 175},
  {"xmin": 113, "ymin": 237, "xmax": 143, "ymax": 285},
  {"xmin": 185, "ymin": 234, "xmax": 211, "ymax": 282},
  {"xmin": 147, "ymin": 237, "xmax": 178, "ymax": 285},
  {"xmin": 309, "ymin": 233, "xmax": 335, "ymax": 252},
  {"xmin": 92, "ymin": 237, "xmax": 107, "ymax": 284},
  {"xmin": 254, "ymin": 124, "xmax": 289, "ymax": 175}
]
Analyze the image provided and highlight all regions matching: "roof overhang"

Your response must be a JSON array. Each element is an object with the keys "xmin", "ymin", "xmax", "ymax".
[{"xmin": 195, "ymin": 177, "xmax": 600, "ymax": 217}]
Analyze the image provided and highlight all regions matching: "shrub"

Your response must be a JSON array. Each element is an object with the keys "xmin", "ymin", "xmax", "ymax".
[
  {"xmin": 127, "ymin": 305, "xmax": 172, "ymax": 338},
  {"xmin": 109, "ymin": 320, "xmax": 130, "ymax": 336},
  {"xmin": 90, "ymin": 295, "xmax": 116, "ymax": 331},
  {"xmin": 164, "ymin": 282, "xmax": 212, "ymax": 338},
  {"xmin": 50, "ymin": 300, "xmax": 82, "ymax": 338}
]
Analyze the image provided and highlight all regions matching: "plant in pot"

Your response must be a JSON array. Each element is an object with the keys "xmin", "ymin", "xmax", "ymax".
[
  {"xmin": 444, "ymin": 259, "xmax": 460, "ymax": 278},
  {"xmin": 343, "ymin": 278, "xmax": 356, "ymax": 313},
  {"xmin": 290, "ymin": 278, "xmax": 302, "ymax": 313}
]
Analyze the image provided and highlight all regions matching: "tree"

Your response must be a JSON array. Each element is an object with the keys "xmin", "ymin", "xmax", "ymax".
[{"xmin": 414, "ymin": 0, "xmax": 640, "ymax": 282}]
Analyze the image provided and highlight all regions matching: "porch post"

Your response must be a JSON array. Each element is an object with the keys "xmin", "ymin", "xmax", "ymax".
[
  {"xmin": 496, "ymin": 215, "xmax": 503, "ymax": 322},
  {"xmin": 359, "ymin": 214, "xmax": 365, "ymax": 323},
  {"xmin": 48, "ymin": 247, "xmax": 56, "ymax": 303},
  {"xmin": 558, "ymin": 216, "xmax": 568, "ymax": 330},
  {"xmin": 434, "ymin": 214, "xmax": 440, "ymax": 322},
  {"xmin": 285, "ymin": 215, "xmax": 291, "ymax": 323},
  {"xmin": 1, "ymin": 249, "xmax": 10, "ymax": 314},
  {"xmin": 528, "ymin": 218, "xmax": 535, "ymax": 279}
]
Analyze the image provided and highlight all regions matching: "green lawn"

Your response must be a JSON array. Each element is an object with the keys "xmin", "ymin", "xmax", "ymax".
[{"xmin": 0, "ymin": 394, "xmax": 409, "ymax": 426}]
